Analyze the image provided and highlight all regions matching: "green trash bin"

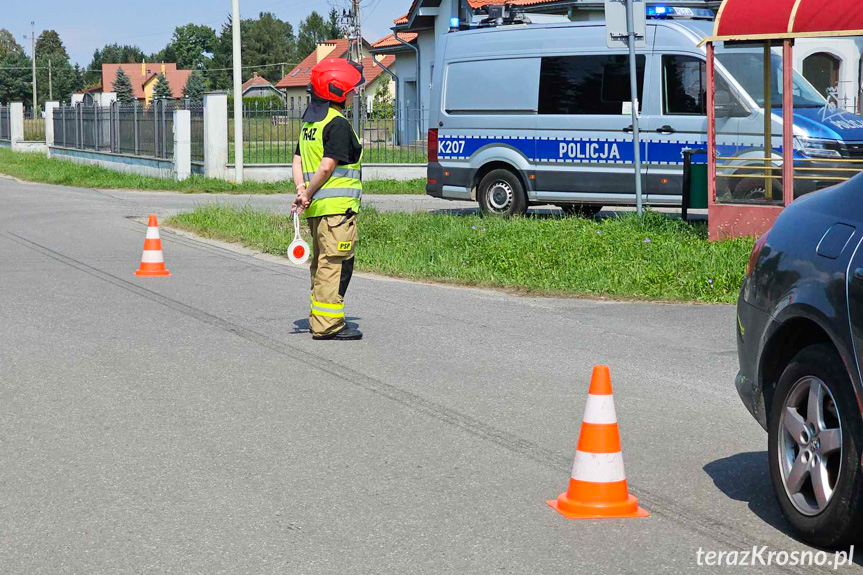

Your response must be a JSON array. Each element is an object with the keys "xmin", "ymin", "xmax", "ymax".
[{"xmin": 682, "ymin": 149, "xmax": 708, "ymax": 220}]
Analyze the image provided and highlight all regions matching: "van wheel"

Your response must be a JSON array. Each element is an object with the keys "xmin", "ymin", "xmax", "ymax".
[
  {"xmin": 767, "ymin": 343, "xmax": 863, "ymax": 547},
  {"xmin": 557, "ymin": 204, "xmax": 602, "ymax": 218},
  {"xmin": 733, "ymin": 177, "xmax": 783, "ymax": 202},
  {"xmin": 478, "ymin": 169, "xmax": 527, "ymax": 217}
]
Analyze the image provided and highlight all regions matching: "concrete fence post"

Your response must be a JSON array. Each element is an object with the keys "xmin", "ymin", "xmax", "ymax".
[
  {"xmin": 174, "ymin": 109, "xmax": 192, "ymax": 181},
  {"xmin": 10, "ymin": 102, "xmax": 24, "ymax": 143},
  {"xmin": 203, "ymin": 92, "xmax": 228, "ymax": 180},
  {"xmin": 44, "ymin": 102, "xmax": 59, "ymax": 151}
]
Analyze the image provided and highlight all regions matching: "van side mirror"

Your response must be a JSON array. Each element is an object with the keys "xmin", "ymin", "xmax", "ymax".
[{"xmin": 715, "ymin": 90, "xmax": 749, "ymax": 118}]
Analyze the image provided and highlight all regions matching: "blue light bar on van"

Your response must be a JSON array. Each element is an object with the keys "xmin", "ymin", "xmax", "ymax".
[
  {"xmin": 646, "ymin": 5, "xmax": 715, "ymax": 20},
  {"xmin": 450, "ymin": 16, "xmax": 460, "ymax": 28}
]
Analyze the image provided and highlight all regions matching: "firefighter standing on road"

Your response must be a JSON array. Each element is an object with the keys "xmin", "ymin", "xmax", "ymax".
[{"xmin": 292, "ymin": 58, "xmax": 365, "ymax": 341}]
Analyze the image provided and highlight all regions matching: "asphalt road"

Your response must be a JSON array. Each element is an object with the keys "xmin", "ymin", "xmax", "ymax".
[{"xmin": 0, "ymin": 178, "xmax": 856, "ymax": 574}]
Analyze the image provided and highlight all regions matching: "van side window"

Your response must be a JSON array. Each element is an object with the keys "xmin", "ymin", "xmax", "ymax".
[
  {"xmin": 538, "ymin": 55, "xmax": 645, "ymax": 115},
  {"xmin": 444, "ymin": 58, "xmax": 540, "ymax": 113},
  {"xmin": 663, "ymin": 55, "xmax": 706, "ymax": 115}
]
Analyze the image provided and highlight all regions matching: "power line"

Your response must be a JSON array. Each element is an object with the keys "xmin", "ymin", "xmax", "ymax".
[{"xmin": 0, "ymin": 61, "xmax": 301, "ymax": 73}]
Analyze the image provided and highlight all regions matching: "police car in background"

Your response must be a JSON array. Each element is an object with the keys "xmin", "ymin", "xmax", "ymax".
[{"xmin": 426, "ymin": 6, "xmax": 863, "ymax": 216}]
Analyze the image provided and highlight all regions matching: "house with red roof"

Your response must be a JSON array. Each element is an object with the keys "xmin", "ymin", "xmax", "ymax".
[
  {"xmin": 82, "ymin": 62, "xmax": 194, "ymax": 105},
  {"xmin": 242, "ymin": 73, "xmax": 284, "ymax": 101},
  {"xmin": 275, "ymin": 38, "xmax": 395, "ymax": 115}
]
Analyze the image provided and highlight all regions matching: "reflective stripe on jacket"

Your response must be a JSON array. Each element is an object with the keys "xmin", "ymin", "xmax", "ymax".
[{"xmin": 299, "ymin": 107, "xmax": 362, "ymax": 218}]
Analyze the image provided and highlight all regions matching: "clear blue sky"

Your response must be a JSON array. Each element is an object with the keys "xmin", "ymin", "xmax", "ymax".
[{"xmin": 5, "ymin": 0, "xmax": 406, "ymax": 68}]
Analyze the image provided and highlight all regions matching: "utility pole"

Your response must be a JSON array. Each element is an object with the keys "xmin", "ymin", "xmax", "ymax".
[
  {"xmin": 346, "ymin": 0, "xmax": 363, "ymax": 133},
  {"xmin": 48, "ymin": 59, "xmax": 53, "ymax": 101},
  {"xmin": 30, "ymin": 22, "xmax": 37, "ymax": 113},
  {"xmin": 232, "ymin": 0, "xmax": 244, "ymax": 183},
  {"xmin": 624, "ymin": 0, "xmax": 643, "ymax": 216}
]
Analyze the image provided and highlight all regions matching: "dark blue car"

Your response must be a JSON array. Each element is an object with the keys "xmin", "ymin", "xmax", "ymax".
[{"xmin": 737, "ymin": 174, "xmax": 863, "ymax": 546}]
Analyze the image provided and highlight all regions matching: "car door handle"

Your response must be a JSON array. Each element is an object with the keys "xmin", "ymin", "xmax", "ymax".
[
  {"xmin": 623, "ymin": 125, "xmax": 634, "ymax": 133},
  {"xmin": 853, "ymin": 268, "xmax": 863, "ymax": 283},
  {"xmin": 656, "ymin": 125, "xmax": 677, "ymax": 134}
]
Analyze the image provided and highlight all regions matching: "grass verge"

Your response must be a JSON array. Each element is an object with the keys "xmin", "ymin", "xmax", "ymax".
[
  {"xmin": 166, "ymin": 205, "xmax": 754, "ymax": 303},
  {"xmin": 0, "ymin": 148, "xmax": 425, "ymax": 195}
]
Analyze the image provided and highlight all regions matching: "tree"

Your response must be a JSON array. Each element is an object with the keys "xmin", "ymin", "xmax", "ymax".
[
  {"xmin": 148, "ymin": 44, "xmax": 177, "ymax": 65},
  {"xmin": 242, "ymin": 13, "xmax": 296, "ymax": 80},
  {"xmin": 86, "ymin": 44, "xmax": 146, "ymax": 85},
  {"xmin": 35, "ymin": 30, "xmax": 68, "ymax": 60},
  {"xmin": 298, "ymin": 11, "xmax": 332, "ymax": 57},
  {"xmin": 165, "ymin": 24, "xmax": 216, "ymax": 70},
  {"xmin": 112, "ymin": 66, "xmax": 135, "ymax": 104},
  {"xmin": 371, "ymin": 75, "xmax": 394, "ymax": 119},
  {"xmin": 36, "ymin": 53, "xmax": 79, "ymax": 104},
  {"xmin": 327, "ymin": 8, "xmax": 343, "ymax": 39},
  {"xmin": 208, "ymin": 16, "xmax": 235, "ymax": 91},
  {"xmin": 0, "ymin": 51, "xmax": 32, "ymax": 104},
  {"xmin": 152, "ymin": 72, "xmax": 173, "ymax": 100},
  {"xmin": 30, "ymin": 30, "xmax": 78, "ymax": 104},
  {"xmin": 210, "ymin": 12, "xmax": 296, "ymax": 90},
  {"xmin": 0, "ymin": 29, "xmax": 23, "ymax": 60},
  {"xmin": 182, "ymin": 71, "xmax": 205, "ymax": 104}
]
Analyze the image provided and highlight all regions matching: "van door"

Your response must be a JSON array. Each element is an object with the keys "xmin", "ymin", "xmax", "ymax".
[
  {"xmin": 533, "ymin": 53, "xmax": 650, "ymax": 205},
  {"xmin": 642, "ymin": 53, "xmax": 740, "ymax": 204}
]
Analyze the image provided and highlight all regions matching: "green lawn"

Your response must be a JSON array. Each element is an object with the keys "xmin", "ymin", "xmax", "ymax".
[
  {"xmin": 0, "ymin": 148, "xmax": 425, "ymax": 195},
  {"xmin": 167, "ymin": 205, "xmax": 754, "ymax": 303}
]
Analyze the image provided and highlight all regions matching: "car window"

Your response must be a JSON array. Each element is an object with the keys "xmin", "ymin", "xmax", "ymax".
[
  {"xmin": 538, "ymin": 55, "xmax": 645, "ymax": 115},
  {"xmin": 662, "ymin": 54, "xmax": 744, "ymax": 116},
  {"xmin": 663, "ymin": 55, "xmax": 706, "ymax": 115},
  {"xmin": 445, "ymin": 58, "xmax": 540, "ymax": 113}
]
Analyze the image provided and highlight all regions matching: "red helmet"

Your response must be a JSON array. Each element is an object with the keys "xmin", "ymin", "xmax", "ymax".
[{"xmin": 309, "ymin": 58, "xmax": 365, "ymax": 103}]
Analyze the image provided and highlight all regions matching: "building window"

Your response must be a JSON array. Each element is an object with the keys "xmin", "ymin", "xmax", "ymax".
[
  {"xmin": 803, "ymin": 52, "xmax": 842, "ymax": 102},
  {"xmin": 290, "ymin": 96, "xmax": 294, "ymax": 110},
  {"xmin": 538, "ymin": 55, "xmax": 645, "ymax": 115}
]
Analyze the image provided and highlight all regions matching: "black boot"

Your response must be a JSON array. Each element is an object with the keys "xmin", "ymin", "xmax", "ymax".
[{"xmin": 313, "ymin": 326, "xmax": 363, "ymax": 341}]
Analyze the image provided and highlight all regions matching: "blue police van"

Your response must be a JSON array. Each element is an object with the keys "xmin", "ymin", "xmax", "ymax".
[{"xmin": 425, "ymin": 8, "xmax": 863, "ymax": 216}]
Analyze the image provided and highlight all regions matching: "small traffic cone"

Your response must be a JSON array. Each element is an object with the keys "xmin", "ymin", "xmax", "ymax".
[
  {"xmin": 135, "ymin": 214, "xmax": 171, "ymax": 277},
  {"xmin": 547, "ymin": 365, "xmax": 648, "ymax": 519}
]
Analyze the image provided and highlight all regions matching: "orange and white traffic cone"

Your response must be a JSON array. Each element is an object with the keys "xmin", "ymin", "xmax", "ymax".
[
  {"xmin": 135, "ymin": 214, "xmax": 171, "ymax": 277},
  {"xmin": 547, "ymin": 365, "xmax": 649, "ymax": 519}
]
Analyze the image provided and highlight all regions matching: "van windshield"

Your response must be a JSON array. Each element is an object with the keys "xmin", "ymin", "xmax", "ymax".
[{"xmin": 716, "ymin": 51, "xmax": 826, "ymax": 109}]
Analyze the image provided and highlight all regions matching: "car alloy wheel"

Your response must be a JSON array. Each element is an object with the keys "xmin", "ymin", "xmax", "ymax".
[{"xmin": 778, "ymin": 375, "xmax": 843, "ymax": 516}]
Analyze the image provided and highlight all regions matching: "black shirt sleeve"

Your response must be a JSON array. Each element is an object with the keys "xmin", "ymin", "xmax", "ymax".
[{"xmin": 322, "ymin": 116, "xmax": 362, "ymax": 165}]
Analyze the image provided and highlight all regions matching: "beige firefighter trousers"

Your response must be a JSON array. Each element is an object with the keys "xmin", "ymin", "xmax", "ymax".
[{"xmin": 308, "ymin": 213, "xmax": 358, "ymax": 336}]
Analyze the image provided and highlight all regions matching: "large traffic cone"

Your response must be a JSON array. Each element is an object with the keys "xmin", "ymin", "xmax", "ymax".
[
  {"xmin": 547, "ymin": 365, "xmax": 648, "ymax": 519},
  {"xmin": 135, "ymin": 214, "xmax": 171, "ymax": 277}
]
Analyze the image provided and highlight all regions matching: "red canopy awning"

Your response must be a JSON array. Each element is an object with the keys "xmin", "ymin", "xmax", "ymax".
[{"xmin": 706, "ymin": 0, "xmax": 863, "ymax": 42}]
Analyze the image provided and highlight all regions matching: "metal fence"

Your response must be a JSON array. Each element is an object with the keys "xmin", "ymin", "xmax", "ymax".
[
  {"xmin": 53, "ymin": 100, "xmax": 203, "ymax": 161},
  {"xmin": 23, "ymin": 108, "xmax": 45, "ymax": 142},
  {"xmin": 0, "ymin": 105, "xmax": 10, "ymax": 141},
  {"xmin": 231, "ymin": 102, "xmax": 428, "ymax": 165}
]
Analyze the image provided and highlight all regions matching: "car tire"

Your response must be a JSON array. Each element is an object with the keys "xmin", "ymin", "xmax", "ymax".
[
  {"xmin": 767, "ymin": 343, "xmax": 863, "ymax": 547},
  {"xmin": 557, "ymin": 204, "xmax": 602, "ymax": 218},
  {"xmin": 732, "ymin": 177, "xmax": 783, "ymax": 202},
  {"xmin": 477, "ymin": 169, "xmax": 527, "ymax": 217}
]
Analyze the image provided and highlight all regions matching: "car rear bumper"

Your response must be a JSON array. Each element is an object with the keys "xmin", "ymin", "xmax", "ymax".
[
  {"xmin": 736, "ymin": 294, "xmax": 774, "ymax": 431},
  {"xmin": 426, "ymin": 163, "xmax": 443, "ymax": 198}
]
